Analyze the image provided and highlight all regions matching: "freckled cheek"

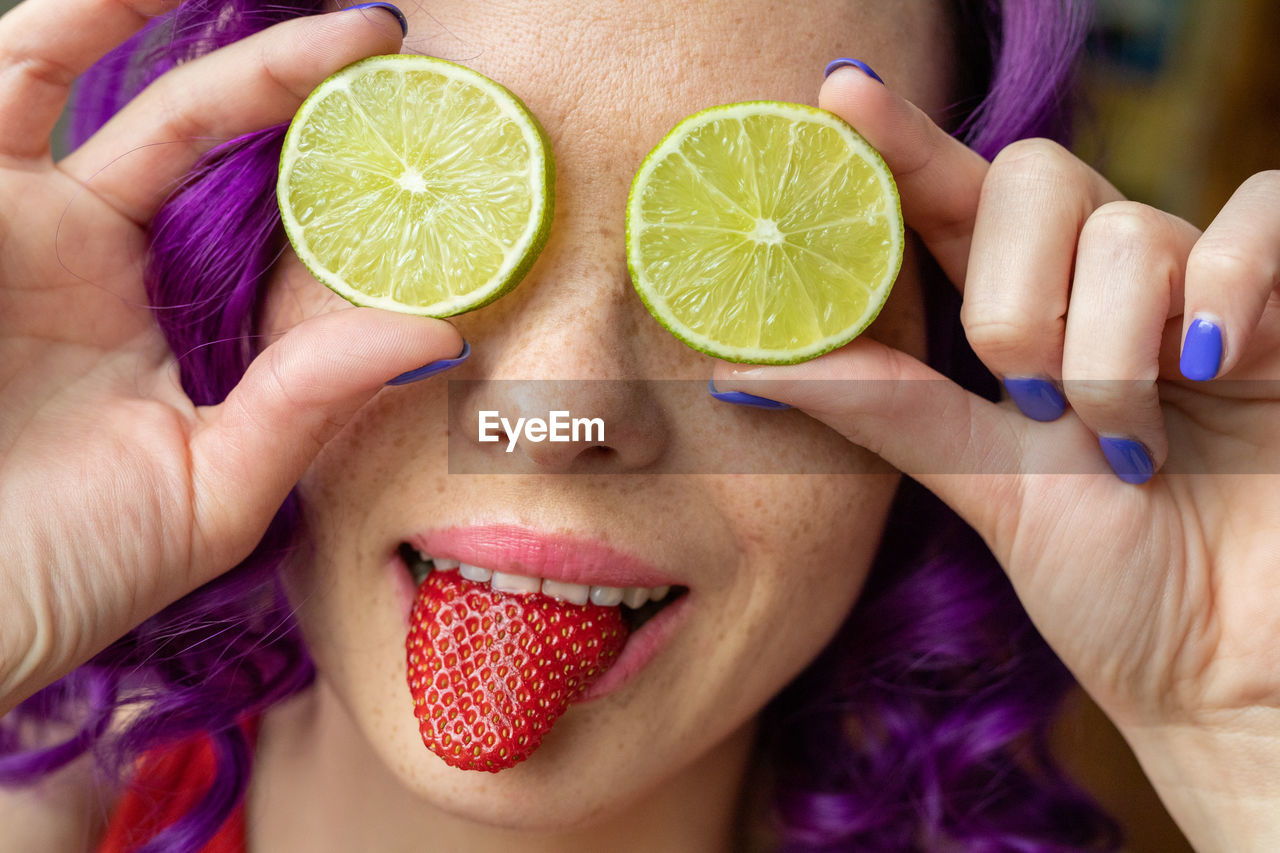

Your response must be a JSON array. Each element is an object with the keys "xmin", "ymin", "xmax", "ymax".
[
  {"xmin": 692, "ymin": 473, "xmax": 896, "ymax": 718},
  {"xmin": 281, "ymin": 489, "xmax": 411, "ymax": 690},
  {"xmin": 716, "ymin": 472, "xmax": 898, "ymax": 615}
]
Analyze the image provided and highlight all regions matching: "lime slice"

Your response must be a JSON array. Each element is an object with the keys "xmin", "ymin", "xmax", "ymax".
[
  {"xmin": 277, "ymin": 55, "xmax": 554, "ymax": 316},
  {"xmin": 626, "ymin": 101, "xmax": 902, "ymax": 364}
]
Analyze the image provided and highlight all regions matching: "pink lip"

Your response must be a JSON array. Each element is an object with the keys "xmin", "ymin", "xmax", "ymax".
[
  {"xmin": 403, "ymin": 524, "xmax": 680, "ymax": 589},
  {"xmin": 578, "ymin": 591, "xmax": 690, "ymax": 702}
]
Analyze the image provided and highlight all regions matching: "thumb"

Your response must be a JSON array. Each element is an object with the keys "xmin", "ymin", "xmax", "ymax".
[
  {"xmin": 711, "ymin": 339, "xmax": 1092, "ymax": 539},
  {"xmin": 188, "ymin": 308, "xmax": 465, "ymax": 573}
]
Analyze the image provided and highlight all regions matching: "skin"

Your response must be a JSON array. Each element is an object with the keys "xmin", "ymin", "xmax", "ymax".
[
  {"xmin": 0, "ymin": 0, "xmax": 1278, "ymax": 850},
  {"xmin": 253, "ymin": 2, "xmax": 945, "ymax": 850}
]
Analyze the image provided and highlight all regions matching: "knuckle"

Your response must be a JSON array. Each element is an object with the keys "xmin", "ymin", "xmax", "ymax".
[
  {"xmin": 986, "ymin": 138, "xmax": 1078, "ymax": 193},
  {"xmin": 1079, "ymin": 201, "xmax": 1192, "ymax": 289},
  {"xmin": 962, "ymin": 313, "xmax": 1063, "ymax": 368},
  {"xmin": 891, "ymin": 100, "xmax": 951, "ymax": 181},
  {"xmin": 1062, "ymin": 377, "xmax": 1150, "ymax": 418},
  {"xmin": 151, "ymin": 80, "xmax": 211, "ymax": 145},
  {"xmin": 104, "ymin": 0, "xmax": 158, "ymax": 21},
  {"xmin": 1187, "ymin": 242, "xmax": 1274, "ymax": 289},
  {"xmin": 963, "ymin": 317, "xmax": 1027, "ymax": 362},
  {"xmin": 261, "ymin": 340, "xmax": 311, "ymax": 412},
  {"xmin": 1080, "ymin": 200, "xmax": 1166, "ymax": 244},
  {"xmin": 10, "ymin": 53, "xmax": 78, "ymax": 89},
  {"xmin": 257, "ymin": 38, "xmax": 312, "ymax": 103},
  {"xmin": 251, "ymin": 342, "xmax": 316, "ymax": 437},
  {"xmin": 261, "ymin": 336, "xmax": 347, "ymax": 448}
]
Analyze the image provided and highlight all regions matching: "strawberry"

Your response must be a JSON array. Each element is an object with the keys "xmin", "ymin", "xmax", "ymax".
[{"xmin": 406, "ymin": 571, "xmax": 628, "ymax": 772}]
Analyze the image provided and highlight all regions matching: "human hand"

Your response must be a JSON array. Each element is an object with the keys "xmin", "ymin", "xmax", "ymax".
[
  {"xmin": 0, "ymin": 0, "xmax": 464, "ymax": 714},
  {"xmin": 712, "ymin": 65, "xmax": 1280, "ymax": 852}
]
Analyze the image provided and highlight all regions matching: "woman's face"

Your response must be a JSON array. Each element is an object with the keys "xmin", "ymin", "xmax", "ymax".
[{"xmin": 263, "ymin": 0, "xmax": 953, "ymax": 833}]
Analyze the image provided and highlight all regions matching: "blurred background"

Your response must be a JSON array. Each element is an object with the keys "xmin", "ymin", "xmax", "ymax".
[{"xmin": 1079, "ymin": 0, "xmax": 1278, "ymax": 225}]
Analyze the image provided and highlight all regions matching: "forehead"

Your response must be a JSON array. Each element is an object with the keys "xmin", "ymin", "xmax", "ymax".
[{"xmin": 412, "ymin": 0, "xmax": 954, "ymax": 155}]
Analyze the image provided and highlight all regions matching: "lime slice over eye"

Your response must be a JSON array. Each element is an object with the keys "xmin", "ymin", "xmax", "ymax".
[
  {"xmin": 625, "ymin": 101, "xmax": 903, "ymax": 364},
  {"xmin": 277, "ymin": 55, "xmax": 554, "ymax": 316}
]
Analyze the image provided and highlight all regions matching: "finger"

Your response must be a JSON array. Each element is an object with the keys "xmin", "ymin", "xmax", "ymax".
[
  {"xmin": 188, "ymin": 309, "xmax": 464, "ymax": 574},
  {"xmin": 710, "ymin": 339, "xmax": 1110, "ymax": 540},
  {"xmin": 59, "ymin": 5, "xmax": 405, "ymax": 225},
  {"xmin": 1061, "ymin": 201, "xmax": 1202, "ymax": 482},
  {"xmin": 0, "ymin": 0, "xmax": 176, "ymax": 159},
  {"xmin": 1179, "ymin": 170, "xmax": 1280, "ymax": 380},
  {"xmin": 819, "ymin": 64, "xmax": 990, "ymax": 286},
  {"xmin": 962, "ymin": 139, "xmax": 1122, "ymax": 415}
]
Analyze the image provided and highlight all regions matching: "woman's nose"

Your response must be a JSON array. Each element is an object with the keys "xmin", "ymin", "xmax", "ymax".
[
  {"xmin": 451, "ymin": 247, "xmax": 673, "ymax": 474},
  {"xmin": 457, "ymin": 377, "xmax": 669, "ymax": 473}
]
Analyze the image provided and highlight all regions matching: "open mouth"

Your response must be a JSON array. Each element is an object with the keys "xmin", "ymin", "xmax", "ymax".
[{"xmin": 397, "ymin": 542, "xmax": 686, "ymax": 632}]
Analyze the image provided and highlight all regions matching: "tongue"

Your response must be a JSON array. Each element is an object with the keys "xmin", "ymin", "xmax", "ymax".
[{"xmin": 406, "ymin": 571, "xmax": 628, "ymax": 772}]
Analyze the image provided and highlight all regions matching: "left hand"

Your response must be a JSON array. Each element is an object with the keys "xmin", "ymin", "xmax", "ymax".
[{"xmin": 712, "ymin": 66, "xmax": 1280, "ymax": 852}]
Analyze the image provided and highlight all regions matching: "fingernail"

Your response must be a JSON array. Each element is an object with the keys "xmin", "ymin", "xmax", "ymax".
[
  {"xmin": 824, "ymin": 58, "xmax": 884, "ymax": 83},
  {"xmin": 387, "ymin": 340, "xmax": 469, "ymax": 386},
  {"xmin": 346, "ymin": 2, "xmax": 408, "ymax": 36},
  {"xmin": 1002, "ymin": 377, "xmax": 1067, "ymax": 422},
  {"xmin": 1098, "ymin": 436, "xmax": 1155, "ymax": 485},
  {"xmin": 707, "ymin": 379, "xmax": 791, "ymax": 410},
  {"xmin": 1179, "ymin": 317, "xmax": 1223, "ymax": 381}
]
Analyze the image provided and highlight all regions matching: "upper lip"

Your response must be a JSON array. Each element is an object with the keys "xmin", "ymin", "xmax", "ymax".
[{"xmin": 402, "ymin": 524, "xmax": 679, "ymax": 589}]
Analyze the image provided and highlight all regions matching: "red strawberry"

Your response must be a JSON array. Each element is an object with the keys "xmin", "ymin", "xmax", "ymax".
[{"xmin": 406, "ymin": 571, "xmax": 628, "ymax": 772}]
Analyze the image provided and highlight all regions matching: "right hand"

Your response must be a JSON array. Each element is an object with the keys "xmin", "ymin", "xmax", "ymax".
[
  {"xmin": 714, "ymin": 66, "xmax": 1280, "ymax": 852},
  {"xmin": 0, "ymin": 0, "xmax": 463, "ymax": 713}
]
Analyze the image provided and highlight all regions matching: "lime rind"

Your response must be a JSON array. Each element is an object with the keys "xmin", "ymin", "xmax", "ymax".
[
  {"xmin": 278, "ymin": 54, "xmax": 554, "ymax": 317},
  {"xmin": 626, "ymin": 101, "xmax": 903, "ymax": 364}
]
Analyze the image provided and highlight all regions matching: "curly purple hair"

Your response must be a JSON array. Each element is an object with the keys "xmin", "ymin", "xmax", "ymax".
[{"xmin": 1, "ymin": 1, "xmax": 1118, "ymax": 851}]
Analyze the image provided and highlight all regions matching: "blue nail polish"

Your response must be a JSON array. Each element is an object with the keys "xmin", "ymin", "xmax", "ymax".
[
  {"xmin": 1179, "ymin": 318, "xmax": 1223, "ymax": 381},
  {"xmin": 387, "ymin": 340, "xmax": 469, "ymax": 386},
  {"xmin": 707, "ymin": 379, "xmax": 791, "ymax": 410},
  {"xmin": 1002, "ymin": 377, "xmax": 1066, "ymax": 422},
  {"xmin": 1098, "ymin": 436, "xmax": 1155, "ymax": 485},
  {"xmin": 824, "ymin": 58, "xmax": 884, "ymax": 83},
  {"xmin": 346, "ymin": 2, "xmax": 408, "ymax": 36}
]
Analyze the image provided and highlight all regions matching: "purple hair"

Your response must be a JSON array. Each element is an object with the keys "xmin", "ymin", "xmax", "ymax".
[{"xmin": 1, "ymin": 1, "xmax": 1116, "ymax": 851}]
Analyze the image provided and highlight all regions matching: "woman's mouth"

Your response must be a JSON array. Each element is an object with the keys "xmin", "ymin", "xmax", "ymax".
[
  {"xmin": 395, "ymin": 532, "xmax": 691, "ymax": 772},
  {"xmin": 397, "ymin": 542, "xmax": 685, "ymax": 633}
]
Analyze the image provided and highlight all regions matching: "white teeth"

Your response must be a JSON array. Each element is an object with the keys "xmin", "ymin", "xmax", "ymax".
[
  {"xmin": 541, "ymin": 579, "xmax": 590, "ymax": 605},
  {"xmin": 491, "ymin": 571, "xmax": 541, "ymax": 595},
  {"xmin": 412, "ymin": 550, "xmax": 676, "ymax": 611},
  {"xmin": 459, "ymin": 563, "xmax": 492, "ymax": 582},
  {"xmin": 589, "ymin": 585, "xmax": 625, "ymax": 607}
]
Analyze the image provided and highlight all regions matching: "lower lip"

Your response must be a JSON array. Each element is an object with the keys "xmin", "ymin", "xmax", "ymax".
[
  {"xmin": 389, "ymin": 556, "xmax": 418, "ymax": 618},
  {"xmin": 578, "ymin": 592, "xmax": 690, "ymax": 702},
  {"xmin": 387, "ymin": 556, "xmax": 689, "ymax": 703}
]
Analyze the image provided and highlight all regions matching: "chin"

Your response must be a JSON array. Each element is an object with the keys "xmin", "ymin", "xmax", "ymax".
[{"xmin": 377, "ymin": 705, "xmax": 688, "ymax": 831}]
